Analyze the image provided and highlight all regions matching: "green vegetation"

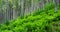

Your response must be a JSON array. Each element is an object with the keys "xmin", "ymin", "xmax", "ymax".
[{"xmin": 0, "ymin": 4, "xmax": 60, "ymax": 32}]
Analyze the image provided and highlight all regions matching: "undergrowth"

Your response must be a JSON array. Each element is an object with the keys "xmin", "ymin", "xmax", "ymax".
[{"xmin": 0, "ymin": 3, "xmax": 60, "ymax": 32}]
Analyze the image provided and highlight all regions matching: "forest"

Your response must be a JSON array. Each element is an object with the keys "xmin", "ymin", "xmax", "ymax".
[{"xmin": 0, "ymin": 0, "xmax": 60, "ymax": 32}]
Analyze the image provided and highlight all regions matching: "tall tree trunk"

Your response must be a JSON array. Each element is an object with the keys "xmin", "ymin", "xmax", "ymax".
[
  {"xmin": 5, "ymin": 0, "xmax": 11, "ymax": 21},
  {"xmin": 20, "ymin": 0, "xmax": 25, "ymax": 18},
  {"xmin": 30, "ymin": 0, "xmax": 34, "ymax": 13},
  {"xmin": 41, "ymin": 0, "xmax": 45, "ymax": 10},
  {"xmin": 54, "ymin": 0, "xmax": 59, "ymax": 12}
]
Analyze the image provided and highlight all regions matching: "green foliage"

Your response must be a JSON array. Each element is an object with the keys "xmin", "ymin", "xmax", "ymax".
[{"xmin": 0, "ymin": 4, "xmax": 60, "ymax": 32}]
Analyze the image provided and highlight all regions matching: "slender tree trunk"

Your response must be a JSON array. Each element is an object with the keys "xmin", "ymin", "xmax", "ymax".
[
  {"xmin": 20, "ymin": 0, "xmax": 25, "ymax": 18},
  {"xmin": 54, "ymin": 0, "xmax": 59, "ymax": 12},
  {"xmin": 5, "ymin": 0, "xmax": 11, "ymax": 21},
  {"xmin": 41, "ymin": 0, "xmax": 45, "ymax": 10},
  {"xmin": 30, "ymin": 0, "xmax": 34, "ymax": 13}
]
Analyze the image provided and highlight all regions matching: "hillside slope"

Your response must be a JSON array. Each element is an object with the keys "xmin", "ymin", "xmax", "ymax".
[{"xmin": 0, "ymin": 4, "xmax": 60, "ymax": 32}]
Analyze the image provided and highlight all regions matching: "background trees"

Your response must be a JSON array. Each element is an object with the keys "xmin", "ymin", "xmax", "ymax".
[{"xmin": 0, "ymin": 0, "xmax": 60, "ymax": 23}]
